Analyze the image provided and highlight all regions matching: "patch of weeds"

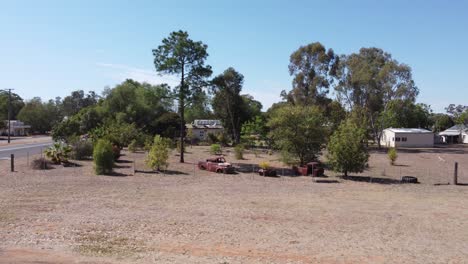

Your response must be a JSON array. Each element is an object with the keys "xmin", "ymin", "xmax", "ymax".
[
  {"xmin": 75, "ymin": 231, "xmax": 145, "ymax": 257},
  {"xmin": 0, "ymin": 211, "xmax": 15, "ymax": 223}
]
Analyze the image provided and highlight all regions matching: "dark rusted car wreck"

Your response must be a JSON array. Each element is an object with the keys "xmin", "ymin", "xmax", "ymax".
[
  {"xmin": 198, "ymin": 157, "xmax": 236, "ymax": 174},
  {"xmin": 293, "ymin": 162, "xmax": 324, "ymax": 177}
]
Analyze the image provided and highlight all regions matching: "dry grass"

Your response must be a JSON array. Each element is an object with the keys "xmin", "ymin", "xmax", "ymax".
[{"xmin": 0, "ymin": 145, "xmax": 468, "ymax": 263}]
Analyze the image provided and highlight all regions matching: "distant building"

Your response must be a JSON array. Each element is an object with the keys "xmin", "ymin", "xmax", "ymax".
[
  {"xmin": 380, "ymin": 128, "xmax": 434, "ymax": 148},
  {"xmin": 438, "ymin": 124, "xmax": 468, "ymax": 144},
  {"xmin": 186, "ymin": 120, "xmax": 223, "ymax": 141},
  {"xmin": 0, "ymin": 120, "xmax": 31, "ymax": 136}
]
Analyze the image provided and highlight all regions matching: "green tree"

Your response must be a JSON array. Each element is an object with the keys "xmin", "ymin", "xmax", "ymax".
[
  {"xmin": 102, "ymin": 80, "xmax": 173, "ymax": 133},
  {"xmin": 445, "ymin": 104, "xmax": 468, "ymax": 125},
  {"xmin": 17, "ymin": 97, "xmax": 61, "ymax": 133},
  {"xmin": 61, "ymin": 90, "xmax": 99, "ymax": 117},
  {"xmin": 211, "ymin": 68, "xmax": 261, "ymax": 144},
  {"xmin": 285, "ymin": 42, "xmax": 338, "ymax": 106},
  {"xmin": 380, "ymin": 100, "xmax": 433, "ymax": 129},
  {"xmin": 0, "ymin": 90, "xmax": 24, "ymax": 121},
  {"xmin": 146, "ymin": 135, "xmax": 170, "ymax": 171},
  {"xmin": 327, "ymin": 120, "xmax": 369, "ymax": 177},
  {"xmin": 335, "ymin": 48, "xmax": 419, "ymax": 147},
  {"xmin": 184, "ymin": 90, "xmax": 213, "ymax": 123},
  {"xmin": 241, "ymin": 115, "xmax": 268, "ymax": 147},
  {"xmin": 268, "ymin": 105, "xmax": 327, "ymax": 166},
  {"xmin": 431, "ymin": 113, "xmax": 454, "ymax": 132},
  {"xmin": 153, "ymin": 30, "xmax": 212, "ymax": 163}
]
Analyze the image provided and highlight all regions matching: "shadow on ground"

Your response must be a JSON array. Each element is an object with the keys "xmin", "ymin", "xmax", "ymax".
[
  {"xmin": 342, "ymin": 175, "xmax": 403, "ymax": 184},
  {"xmin": 136, "ymin": 169, "xmax": 189, "ymax": 175}
]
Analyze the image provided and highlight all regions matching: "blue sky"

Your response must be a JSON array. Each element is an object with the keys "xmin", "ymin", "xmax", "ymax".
[{"xmin": 1, "ymin": 0, "xmax": 467, "ymax": 112}]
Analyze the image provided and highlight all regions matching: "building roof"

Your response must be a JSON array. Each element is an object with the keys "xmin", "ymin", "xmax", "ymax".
[
  {"xmin": 439, "ymin": 124, "xmax": 468, "ymax": 136},
  {"xmin": 385, "ymin": 128, "xmax": 433, "ymax": 134},
  {"xmin": 187, "ymin": 119, "xmax": 223, "ymax": 129}
]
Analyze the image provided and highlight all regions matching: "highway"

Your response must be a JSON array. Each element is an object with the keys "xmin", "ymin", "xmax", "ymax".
[{"xmin": 0, "ymin": 142, "xmax": 53, "ymax": 160}]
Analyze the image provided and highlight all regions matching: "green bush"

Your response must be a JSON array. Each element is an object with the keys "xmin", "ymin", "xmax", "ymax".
[
  {"xmin": 388, "ymin": 147, "xmax": 398, "ymax": 165},
  {"xmin": 210, "ymin": 144, "xmax": 222, "ymax": 155},
  {"xmin": 144, "ymin": 136, "xmax": 153, "ymax": 152},
  {"xmin": 44, "ymin": 142, "xmax": 72, "ymax": 164},
  {"xmin": 93, "ymin": 139, "xmax": 114, "ymax": 175},
  {"xmin": 234, "ymin": 144, "xmax": 244, "ymax": 160},
  {"xmin": 146, "ymin": 135, "xmax": 170, "ymax": 171},
  {"xmin": 71, "ymin": 139, "xmax": 94, "ymax": 160}
]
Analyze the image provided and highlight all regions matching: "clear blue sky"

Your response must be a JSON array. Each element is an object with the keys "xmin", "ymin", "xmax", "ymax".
[{"xmin": 1, "ymin": 0, "xmax": 467, "ymax": 112}]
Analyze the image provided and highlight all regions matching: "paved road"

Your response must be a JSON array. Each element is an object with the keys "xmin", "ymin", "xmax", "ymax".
[{"xmin": 0, "ymin": 142, "xmax": 53, "ymax": 160}]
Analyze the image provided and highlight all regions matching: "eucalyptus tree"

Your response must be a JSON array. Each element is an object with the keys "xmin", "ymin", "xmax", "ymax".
[
  {"xmin": 211, "ymin": 68, "xmax": 262, "ymax": 144},
  {"xmin": 335, "ymin": 47, "xmax": 419, "ymax": 147},
  {"xmin": 153, "ymin": 30, "xmax": 212, "ymax": 162},
  {"xmin": 285, "ymin": 42, "xmax": 338, "ymax": 106}
]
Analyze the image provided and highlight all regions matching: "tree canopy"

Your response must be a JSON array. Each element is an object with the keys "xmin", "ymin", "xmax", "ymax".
[
  {"xmin": 268, "ymin": 105, "xmax": 327, "ymax": 166},
  {"xmin": 335, "ymin": 47, "xmax": 419, "ymax": 146},
  {"xmin": 153, "ymin": 30, "xmax": 212, "ymax": 162},
  {"xmin": 327, "ymin": 120, "xmax": 369, "ymax": 177}
]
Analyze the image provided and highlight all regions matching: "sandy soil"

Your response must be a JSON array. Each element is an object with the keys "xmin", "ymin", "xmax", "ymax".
[{"xmin": 1, "ymin": 145, "xmax": 468, "ymax": 263}]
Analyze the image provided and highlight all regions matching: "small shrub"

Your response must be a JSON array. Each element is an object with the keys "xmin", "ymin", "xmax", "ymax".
[
  {"xmin": 259, "ymin": 161, "xmax": 270, "ymax": 170},
  {"xmin": 44, "ymin": 142, "xmax": 72, "ymax": 164},
  {"xmin": 210, "ymin": 144, "xmax": 222, "ymax": 155},
  {"xmin": 128, "ymin": 139, "xmax": 137, "ymax": 153},
  {"xmin": 71, "ymin": 140, "xmax": 93, "ymax": 160},
  {"xmin": 93, "ymin": 139, "xmax": 114, "ymax": 175},
  {"xmin": 267, "ymin": 149, "xmax": 273, "ymax": 155},
  {"xmin": 146, "ymin": 135, "xmax": 170, "ymax": 171},
  {"xmin": 31, "ymin": 158, "xmax": 51, "ymax": 170},
  {"xmin": 144, "ymin": 136, "xmax": 153, "ymax": 152},
  {"xmin": 388, "ymin": 147, "xmax": 398, "ymax": 165},
  {"xmin": 234, "ymin": 144, "xmax": 244, "ymax": 160}
]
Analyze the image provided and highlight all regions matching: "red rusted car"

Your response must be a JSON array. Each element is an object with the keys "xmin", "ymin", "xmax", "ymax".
[
  {"xmin": 198, "ymin": 157, "xmax": 235, "ymax": 174},
  {"xmin": 293, "ymin": 162, "xmax": 324, "ymax": 177}
]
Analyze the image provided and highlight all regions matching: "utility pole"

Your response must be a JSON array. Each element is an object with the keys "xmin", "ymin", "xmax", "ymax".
[
  {"xmin": 8, "ymin": 89, "xmax": 12, "ymax": 144},
  {"xmin": 1, "ymin": 89, "xmax": 14, "ymax": 144}
]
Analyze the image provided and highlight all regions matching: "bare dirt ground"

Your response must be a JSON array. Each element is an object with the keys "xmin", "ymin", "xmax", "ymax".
[{"xmin": 1, "ymin": 145, "xmax": 468, "ymax": 263}]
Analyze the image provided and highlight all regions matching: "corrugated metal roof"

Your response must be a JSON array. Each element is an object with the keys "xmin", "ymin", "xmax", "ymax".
[
  {"xmin": 439, "ymin": 124, "xmax": 468, "ymax": 136},
  {"xmin": 386, "ymin": 128, "xmax": 433, "ymax": 133}
]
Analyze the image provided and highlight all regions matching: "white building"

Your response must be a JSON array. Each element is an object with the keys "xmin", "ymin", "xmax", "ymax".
[
  {"xmin": 380, "ymin": 128, "xmax": 434, "ymax": 148},
  {"xmin": 186, "ymin": 120, "xmax": 224, "ymax": 141},
  {"xmin": 439, "ymin": 124, "xmax": 468, "ymax": 144},
  {"xmin": 0, "ymin": 120, "xmax": 31, "ymax": 136}
]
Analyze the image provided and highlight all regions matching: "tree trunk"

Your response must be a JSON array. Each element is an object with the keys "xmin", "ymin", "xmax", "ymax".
[
  {"xmin": 179, "ymin": 67, "xmax": 185, "ymax": 163},
  {"xmin": 344, "ymin": 170, "xmax": 348, "ymax": 177}
]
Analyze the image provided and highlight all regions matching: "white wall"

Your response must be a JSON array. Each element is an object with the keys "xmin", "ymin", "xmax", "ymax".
[
  {"xmin": 380, "ymin": 130, "xmax": 434, "ymax": 148},
  {"xmin": 380, "ymin": 130, "xmax": 396, "ymax": 147},
  {"xmin": 463, "ymin": 133, "xmax": 468, "ymax": 144},
  {"xmin": 393, "ymin": 132, "xmax": 434, "ymax": 147},
  {"xmin": 190, "ymin": 128, "xmax": 223, "ymax": 140}
]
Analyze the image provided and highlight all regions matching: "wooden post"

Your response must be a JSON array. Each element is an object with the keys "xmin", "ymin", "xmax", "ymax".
[
  {"xmin": 454, "ymin": 162, "xmax": 458, "ymax": 185},
  {"xmin": 10, "ymin": 154, "xmax": 14, "ymax": 172}
]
